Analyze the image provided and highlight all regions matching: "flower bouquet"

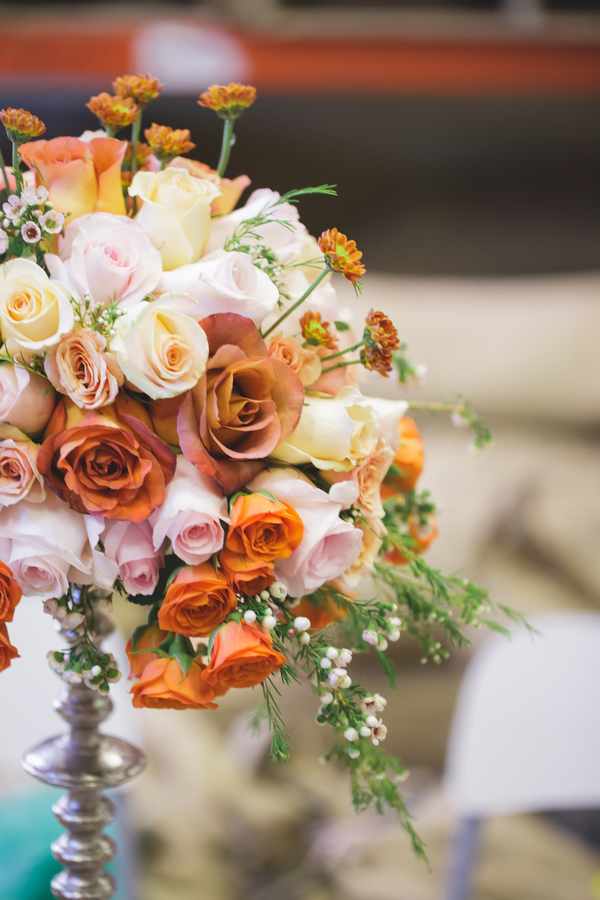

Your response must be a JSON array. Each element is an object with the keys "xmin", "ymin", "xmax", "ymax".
[{"xmin": 0, "ymin": 76, "xmax": 519, "ymax": 873}]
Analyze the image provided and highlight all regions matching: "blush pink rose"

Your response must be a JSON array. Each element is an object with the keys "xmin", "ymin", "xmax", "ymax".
[
  {"xmin": 149, "ymin": 455, "xmax": 228, "ymax": 565},
  {"xmin": 247, "ymin": 467, "xmax": 363, "ymax": 598},
  {"xmin": 44, "ymin": 328, "xmax": 123, "ymax": 410},
  {"xmin": 45, "ymin": 212, "xmax": 162, "ymax": 310},
  {"xmin": 159, "ymin": 250, "xmax": 279, "ymax": 327},
  {"xmin": 356, "ymin": 439, "xmax": 395, "ymax": 521},
  {"xmin": 103, "ymin": 518, "xmax": 164, "ymax": 596},
  {"xmin": 0, "ymin": 364, "xmax": 56, "ymax": 435},
  {"xmin": 0, "ymin": 424, "xmax": 45, "ymax": 506}
]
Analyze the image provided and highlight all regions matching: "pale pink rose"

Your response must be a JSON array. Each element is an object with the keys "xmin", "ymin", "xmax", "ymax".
[
  {"xmin": 149, "ymin": 455, "xmax": 228, "ymax": 565},
  {"xmin": 247, "ymin": 467, "xmax": 363, "ymax": 598},
  {"xmin": 159, "ymin": 250, "xmax": 279, "ymax": 327},
  {"xmin": 0, "ymin": 364, "xmax": 56, "ymax": 435},
  {"xmin": 45, "ymin": 212, "xmax": 162, "ymax": 310},
  {"xmin": 103, "ymin": 518, "xmax": 164, "ymax": 596},
  {"xmin": 356, "ymin": 439, "xmax": 395, "ymax": 520},
  {"xmin": 0, "ymin": 492, "xmax": 115, "ymax": 600},
  {"xmin": 44, "ymin": 328, "xmax": 123, "ymax": 410},
  {"xmin": 0, "ymin": 424, "xmax": 45, "ymax": 506},
  {"xmin": 205, "ymin": 189, "xmax": 307, "ymax": 263}
]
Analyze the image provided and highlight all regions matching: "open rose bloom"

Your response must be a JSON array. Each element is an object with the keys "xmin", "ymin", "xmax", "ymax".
[{"xmin": 0, "ymin": 77, "xmax": 497, "ymax": 841}]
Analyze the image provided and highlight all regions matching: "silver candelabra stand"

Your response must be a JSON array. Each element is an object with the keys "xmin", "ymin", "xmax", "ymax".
[{"xmin": 21, "ymin": 593, "xmax": 147, "ymax": 900}]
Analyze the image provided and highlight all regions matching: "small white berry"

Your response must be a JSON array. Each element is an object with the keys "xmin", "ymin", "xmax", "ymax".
[
  {"xmin": 377, "ymin": 639, "xmax": 388, "ymax": 652},
  {"xmin": 326, "ymin": 647, "xmax": 339, "ymax": 660},
  {"xmin": 338, "ymin": 648, "xmax": 353, "ymax": 666},
  {"xmin": 389, "ymin": 616, "xmax": 401, "ymax": 627},
  {"xmin": 344, "ymin": 727, "xmax": 359, "ymax": 742},
  {"xmin": 388, "ymin": 629, "xmax": 401, "ymax": 642},
  {"xmin": 259, "ymin": 590, "xmax": 270, "ymax": 601},
  {"xmin": 293, "ymin": 616, "xmax": 311, "ymax": 632},
  {"xmin": 262, "ymin": 615, "xmax": 277, "ymax": 630},
  {"xmin": 91, "ymin": 665, "xmax": 102, "ymax": 677},
  {"xmin": 362, "ymin": 629, "xmax": 379, "ymax": 646},
  {"xmin": 243, "ymin": 610, "xmax": 257, "ymax": 624},
  {"xmin": 299, "ymin": 632, "xmax": 310, "ymax": 644},
  {"xmin": 365, "ymin": 715, "xmax": 379, "ymax": 727},
  {"xmin": 319, "ymin": 657, "xmax": 332, "ymax": 669},
  {"xmin": 338, "ymin": 674, "xmax": 352, "ymax": 689},
  {"xmin": 320, "ymin": 692, "xmax": 333, "ymax": 705},
  {"xmin": 269, "ymin": 581, "xmax": 287, "ymax": 600},
  {"xmin": 348, "ymin": 747, "xmax": 360, "ymax": 759},
  {"xmin": 359, "ymin": 725, "xmax": 371, "ymax": 737}
]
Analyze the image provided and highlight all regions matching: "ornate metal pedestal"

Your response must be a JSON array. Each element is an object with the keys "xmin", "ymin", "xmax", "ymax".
[{"xmin": 21, "ymin": 608, "xmax": 147, "ymax": 899}]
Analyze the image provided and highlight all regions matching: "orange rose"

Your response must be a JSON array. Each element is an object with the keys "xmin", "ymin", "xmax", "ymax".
[
  {"xmin": 158, "ymin": 563, "xmax": 238, "ymax": 637},
  {"xmin": 131, "ymin": 656, "xmax": 218, "ymax": 710},
  {"xmin": 290, "ymin": 596, "xmax": 347, "ymax": 632},
  {"xmin": 0, "ymin": 561, "xmax": 22, "ymax": 623},
  {"xmin": 226, "ymin": 492, "xmax": 303, "ymax": 563},
  {"xmin": 267, "ymin": 333, "xmax": 322, "ymax": 387},
  {"xmin": 125, "ymin": 623, "xmax": 169, "ymax": 678},
  {"xmin": 385, "ymin": 513, "xmax": 438, "ymax": 565},
  {"xmin": 20, "ymin": 136, "xmax": 127, "ymax": 223},
  {"xmin": 37, "ymin": 397, "xmax": 175, "ymax": 522},
  {"xmin": 219, "ymin": 549, "xmax": 275, "ymax": 595},
  {"xmin": 381, "ymin": 416, "xmax": 424, "ymax": 497},
  {"xmin": 0, "ymin": 623, "xmax": 19, "ymax": 672},
  {"xmin": 203, "ymin": 620, "xmax": 287, "ymax": 690}
]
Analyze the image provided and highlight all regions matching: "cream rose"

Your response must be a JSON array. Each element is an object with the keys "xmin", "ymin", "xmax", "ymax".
[
  {"xmin": 149, "ymin": 455, "xmax": 229, "ymax": 565},
  {"xmin": 45, "ymin": 212, "xmax": 162, "ymax": 310},
  {"xmin": 267, "ymin": 333, "xmax": 321, "ymax": 386},
  {"xmin": 44, "ymin": 328, "xmax": 123, "ymax": 410},
  {"xmin": 248, "ymin": 467, "xmax": 362, "ymax": 597},
  {"xmin": 205, "ymin": 189, "xmax": 307, "ymax": 264},
  {"xmin": 0, "ymin": 364, "xmax": 55, "ymax": 434},
  {"xmin": 0, "ymin": 491, "xmax": 117, "ymax": 600},
  {"xmin": 0, "ymin": 259, "xmax": 74, "ymax": 352},
  {"xmin": 109, "ymin": 297, "xmax": 209, "ymax": 399},
  {"xmin": 159, "ymin": 250, "xmax": 279, "ymax": 327},
  {"xmin": 360, "ymin": 397, "xmax": 409, "ymax": 451},
  {"xmin": 270, "ymin": 386, "xmax": 378, "ymax": 471},
  {"xmin": 129, "ymin": 168, "xmax": 221, "ymax": 271},
  {"xmin": 0, "ymin": 424, "xmax": 45, "ymax": 506}
]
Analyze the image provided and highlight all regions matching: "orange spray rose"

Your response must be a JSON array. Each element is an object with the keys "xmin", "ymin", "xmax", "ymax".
[
  {"xmin": 0, "ymin": 561, "xmax": 22, "ymax": 624},
  {"xmin": 158, "ymin": 563, "xmax": 238, "ymax": 638},
  {"xmin": 385, "ymin": 513, "xmax": 438, "ymax": 565},
  {"xmin": 226, "ymin": 492, "xmax": 303, "ymax": 564},
  {"xmin": 203, "ymin": 620, "xmax": 287, "ymax": 691},
  {"xmin": 131, "ymin": 657, "xmax": 218, "ymax": 710},
  {"xmin": 381, "ymin": 416, "xmax": 425, "ymax": 497},
  {"xmin": 0, "ymin": 623, "xmax": 19, "ymax": 672},
  {"xmin": 125, "ymin": 623, "xmax": 169, "ymax": 679}
]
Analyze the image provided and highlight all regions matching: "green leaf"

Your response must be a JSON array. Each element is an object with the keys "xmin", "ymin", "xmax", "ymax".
[
  {"xmin": 130, "ymin": 624, "xmax": 147, "ymax": 653},
  {"xmin": 334, "ymin": 320, "xmax": 350, "ymax": 331},
  {"xmin": 173, "ymin": 651, "xmax": 193, "ymax": 677}
]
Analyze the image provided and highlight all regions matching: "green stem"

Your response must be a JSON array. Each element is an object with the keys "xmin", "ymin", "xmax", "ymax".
[
  {"xmin": 320, "ymin": 358, "xmax": 363, "ymax": 375},
  {"xmin": 11, "ymin": 142, "xmax": 23, "ymax": 193},
  {"xmin": 0, "ymin": 146, "xmax": 10, "ymax": 195},
  {"xmin": 217, "ymin": 118, "xmax": 235, "ymax": 179},
  {"xmin": 262, "ymin": 267, "xmax": 329, "ymax": 339},
  {"xmin": 321, "ymin": 339, "xmax": 364, "ymax": 362},
  {"xmin": 407, "ymin": 400, "xmax": 465, "ymax": 414},
  {"xmin": 105, "ymin": 127, "xmax": 116, "ymax": 139},
  {"xmin": 130, "ymin": 112, "xmax": 143, "ymax": 215}
]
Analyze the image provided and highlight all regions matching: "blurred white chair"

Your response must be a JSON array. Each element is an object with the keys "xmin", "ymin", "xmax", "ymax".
[{"xmin": 442, "ymin": 611, "xmax": 600, "ymax": 900}]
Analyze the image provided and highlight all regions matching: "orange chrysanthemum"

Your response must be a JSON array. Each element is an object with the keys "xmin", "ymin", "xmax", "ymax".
[
  {"xmin": 86, "ymin": 93, "xmax": 140, "ymax": 131},
  {"xmin": 144, "ymin": 123, "xmax": 196, "ymax": 163},
  {"xmin": 125, "ymin": 140, "xmax": 154, "ymax": 166},
  {"xmin": 198, "ymin": 83, "xmax": 257, "ymax": 119},
  {"xmin": 360, "ymin": 309, "xmax": 400, "ymax": 376},
  {"xmin": 0, "ymin": 108, "xmax": 46, "ymax": 143},
  {"xmin": 299, "ymin": 310, "xmax": 338, "ymax": 350},
  {"xmin": 318, "ymin": 228, "xmax": 365, "ymax": 287},
  {"xmin": 114, "ymin": 73, "xmax": 163, "ymax": 106}
]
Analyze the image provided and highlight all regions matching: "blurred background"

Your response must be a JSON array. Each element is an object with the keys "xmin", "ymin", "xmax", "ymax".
[{"xmin": 0, "ymin": 0, "xmax": 600, "ymax": 898}]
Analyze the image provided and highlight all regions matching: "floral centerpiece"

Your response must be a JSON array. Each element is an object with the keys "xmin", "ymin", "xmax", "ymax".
[{"xmin": 0, "ymin": 77, "xmax": 518, "ymax": 861}]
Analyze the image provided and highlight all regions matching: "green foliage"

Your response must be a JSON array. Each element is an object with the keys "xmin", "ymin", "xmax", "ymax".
[{"xmin": 393, "ymin": 343, "xmax": 418, "ymax": 385}]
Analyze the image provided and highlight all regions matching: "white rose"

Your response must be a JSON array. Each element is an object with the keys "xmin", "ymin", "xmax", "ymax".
[
  {"xmin": 109, "ymin": 297, "xmax": 209, "ymax": 399},
  {"xmin": 129, "ymin": 168, "xmax": 221, "ymax": 271},
  {"xmin": 359, "ymin": 396, "xmax": 409, "ymax": 451},
  {"xmin": 0, "ymin": 424, "xmax": 45, "ymax": 506},
  {"xmin": 0, "ymin": 492, "xmax": 117, "ymax": 600},
  {"xmin": 0, "ymin": 258, "xmax": 74, "ymax": 352},
  {"xmin": 159, "ymin": 249, "xmax": 279, "ymax": 327},
  {"xmin": 248, "ymin": 467, "xmax": 363, "ymax": 598},
  {"xmin": 149, "ymin": 455, "xmax": 229, "ymax": 565},
  {"xmin": 45, "ymin": 212, "xmax": 162, "ymax": 310},
  {"xmin": 205, "ymin": 188, "xmax": 307, "ymax": 263},
  {"xmin": 270, "ymin": 385, "xmax": 378, "ymax": 471}
]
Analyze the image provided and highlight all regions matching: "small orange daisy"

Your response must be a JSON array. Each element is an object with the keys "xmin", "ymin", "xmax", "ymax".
[
  {"xmin": 86, "ymin": 93, "xmax": 140, "ymax": 131},
  {"xmin": 144, "ymin": 124, "xmax": 196, "ymax": 163},
  {"xmin": 318, "ymin": 228, "xmax": 365, "ymax": 287},
  {"xmin": 299, "ymin": 310, "xmax": 338, "ymax": 350},
  {"xmin": 0, "ymin": 108, "xmax": 46, "ymax": 143},
  {"xmin": 114, "ymin": 73, "xmax": 164, "ymax": 106},
  {"xmin": 198, "ymin": 83, "xmax": 257, "ymax": 119}
]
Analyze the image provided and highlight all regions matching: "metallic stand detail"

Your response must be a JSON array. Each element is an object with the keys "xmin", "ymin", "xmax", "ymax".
[{"xmin": 21, "ymin": 606, "xmax": 147, "ymax": 900}]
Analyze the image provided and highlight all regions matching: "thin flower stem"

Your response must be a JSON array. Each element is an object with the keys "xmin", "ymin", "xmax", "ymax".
[
  {"xmin": 407, "ymin": 400, "xmax": 466, "ymax": 414},
  {"xmin": 262, "ymin": 267, "xmax": 329, "ymax": 339},
  {"xmin": 321, "ymin": 340, "xmax": 364, "ymax": 362},
  {"xmin": 11, "ymin": 142, "xmax": 23, "ymax": 193},
  {"xmin": 0, "ymin": 147, "xmax": 10, "ymax": 197},
  {"xmin": 320, "ymin": 358, "xmax": 362, "ymax": 375},
  {"xmin": 217, "ymin": 118, "xmax": 235, "ymax": 179},
  {"xmin": 130, "ymin": 112, "xmax": 143, "ymax": 215}
]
